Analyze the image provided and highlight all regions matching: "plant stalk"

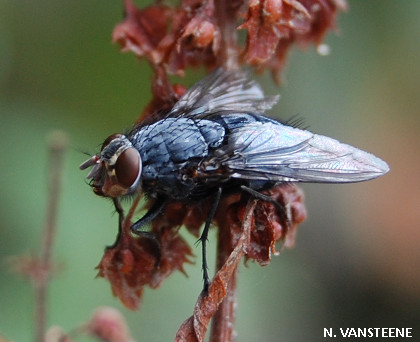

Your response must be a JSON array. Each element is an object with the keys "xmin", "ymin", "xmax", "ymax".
[{"xmin": 35, "ymin": 131, "xmax": 68, "ymax": 342}]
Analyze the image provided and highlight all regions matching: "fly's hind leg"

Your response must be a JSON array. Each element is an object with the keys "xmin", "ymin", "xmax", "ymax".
[
  {"xmin": 130, "ymin": 196, "xmax": 166, "ymax": 266},
  {"xmin": 198, "ymin": 187, "xmax": 222, "ymax": 294}
]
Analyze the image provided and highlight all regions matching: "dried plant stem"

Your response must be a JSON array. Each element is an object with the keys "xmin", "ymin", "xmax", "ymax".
[
  {"xmin": 35, "ymin": 131, "xmax": 68, "ymax": 342},
  {"xmin": 214, "ymin": 0, "xmax": 239, "ymax": 69},
  {"xmin": 207, "ymin": 5, "xmax": 243, "ymax": 336},
  {"xmin": 209, "ymin": 227, "xmax": 238, "ymax": 342},
  {"xmin": 208, "ymin": 200, "xmax": 255, "ymax": 342},
  {"xmin": 175, "ymin": 200, "xmax": 255, "ymax": 341}
]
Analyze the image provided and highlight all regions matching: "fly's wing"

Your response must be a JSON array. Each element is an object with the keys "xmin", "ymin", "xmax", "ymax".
[
  {"xmin": 168, "ymin": 68, "xmax": 279, "ymax": 118},
  {"xmin": 219, "ymin": 121, "xmax": 389, "ymax": 183}
]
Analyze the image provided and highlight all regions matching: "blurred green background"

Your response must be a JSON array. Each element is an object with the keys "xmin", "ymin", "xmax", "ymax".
[{"xmin": 1, "ymin": 1, "xmax": 419, "ymax": 341}]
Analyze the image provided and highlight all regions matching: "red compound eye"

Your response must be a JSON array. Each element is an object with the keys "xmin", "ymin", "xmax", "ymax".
[{"xmin": 114, "ymin": 147, "xmax": 141, "ymax": 189}]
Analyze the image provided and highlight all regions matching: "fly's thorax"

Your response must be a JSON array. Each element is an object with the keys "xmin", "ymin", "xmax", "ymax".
[{"xmin": 80, "ymin": 133, "xmax": 142, "ymax": 198}]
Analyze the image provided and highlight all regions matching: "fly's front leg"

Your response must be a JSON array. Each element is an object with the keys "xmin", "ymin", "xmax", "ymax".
[
  {"xmin": 131, "ymin": 196, "xmax": 166, "ymax": 265},
  {"xmin": 108, "ymin": 198, "xmax": 125, "ymax": 248},
  {"xmin": 113, "ymin": 198, "xmax": 124, "ymax": 229},
  {"xmin": 199, "ymin": 187, "xmax": 222, "ymax": 294}
]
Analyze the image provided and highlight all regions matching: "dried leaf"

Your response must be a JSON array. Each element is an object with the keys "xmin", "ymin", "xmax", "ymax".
[
  {"xmin": 239, "ymin": 0, "xmax": 310, "ymax": 65},
  {"xmin": 156, "ymin": 0, "xmax": 220, "ymax": 75},
  {"xmin": 240, "ymin": 0, "xmax": 347, "ymax": 80},
  {"xmin": 113, "ymin": 0, "xmax": 226, "ymax": 75},
  {"xmin": 137, "ymin": 67, "xmax": 185, "ymax": 123},
  {"xmin": 113, "ymin": 0, "xmax": 172, "ymax": 64}
]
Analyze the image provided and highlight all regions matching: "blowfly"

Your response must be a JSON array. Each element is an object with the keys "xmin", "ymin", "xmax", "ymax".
[{"xmin": 80, "ymin": 69, "xmax": 389, "ymax": 291}]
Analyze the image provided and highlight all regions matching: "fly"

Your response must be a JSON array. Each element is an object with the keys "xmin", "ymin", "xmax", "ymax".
[{"xmin": 80, "ymin": 69, "xmax": 389, "ymax": 292}]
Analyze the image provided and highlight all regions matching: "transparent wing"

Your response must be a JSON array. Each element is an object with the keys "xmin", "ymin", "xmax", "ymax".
[
  {"xmin": 168, "ymin": 68, "xmax": 279, "ymax": 118},
  {"xmin": 221, "ymin": 122, "xmax": 389, "ymax": 183}
]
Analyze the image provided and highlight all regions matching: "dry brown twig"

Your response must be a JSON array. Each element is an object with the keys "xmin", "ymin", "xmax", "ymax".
[{"xmin": 9, "ymin": 131, "xmax": 68, "ymax": 342}]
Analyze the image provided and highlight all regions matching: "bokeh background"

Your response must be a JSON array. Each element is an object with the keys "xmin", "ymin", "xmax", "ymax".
[{"xmin": 1, "ymin": 1, "xmax": 419, "ymax": 341}]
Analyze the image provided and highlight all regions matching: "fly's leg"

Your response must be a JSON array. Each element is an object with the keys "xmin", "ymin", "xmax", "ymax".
[
  {"xmin": 240, "ymin": 185, "xmax": 291, "ymax": 230},
  {"xmin": 131, "ymin": 196, "xmax": 166, "ymax": 233},
  {"xmin": 113, "ymin": 197, "xmax": 124, "ymax": 232},
  {"xmin": 198, "ymin": 187, "xmax": 222, "ymax": 294},
  {"xmin": 131, "ymin": 196, "xmax": 166, "ymax": 266},
  {"xmin": 108, "ymin": 198, "xmax": 126, "ymax": 249}
]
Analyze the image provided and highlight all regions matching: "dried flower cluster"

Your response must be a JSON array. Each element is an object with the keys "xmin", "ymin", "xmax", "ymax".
[
  {"xmin": 114, "ymin": 0, "xmax": 346, "ymax": 80},
  {"xmin": 97, "ymin": 203, "xmax": 194, "ymax": 310},
  {"xmin": 97, "ymin": 0, "xmax": 345, "ymax": 341}
]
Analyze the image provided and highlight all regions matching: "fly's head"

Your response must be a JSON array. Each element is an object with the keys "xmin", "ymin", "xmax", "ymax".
[{"xmin": 80, "ymin": 134, "xmax": 142, "ymax": 198}]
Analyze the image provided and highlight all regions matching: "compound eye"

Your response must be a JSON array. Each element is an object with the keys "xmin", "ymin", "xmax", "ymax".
[{"xmin": 115, "ymin": 147, "xmax": 141, "ymax": 189}]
